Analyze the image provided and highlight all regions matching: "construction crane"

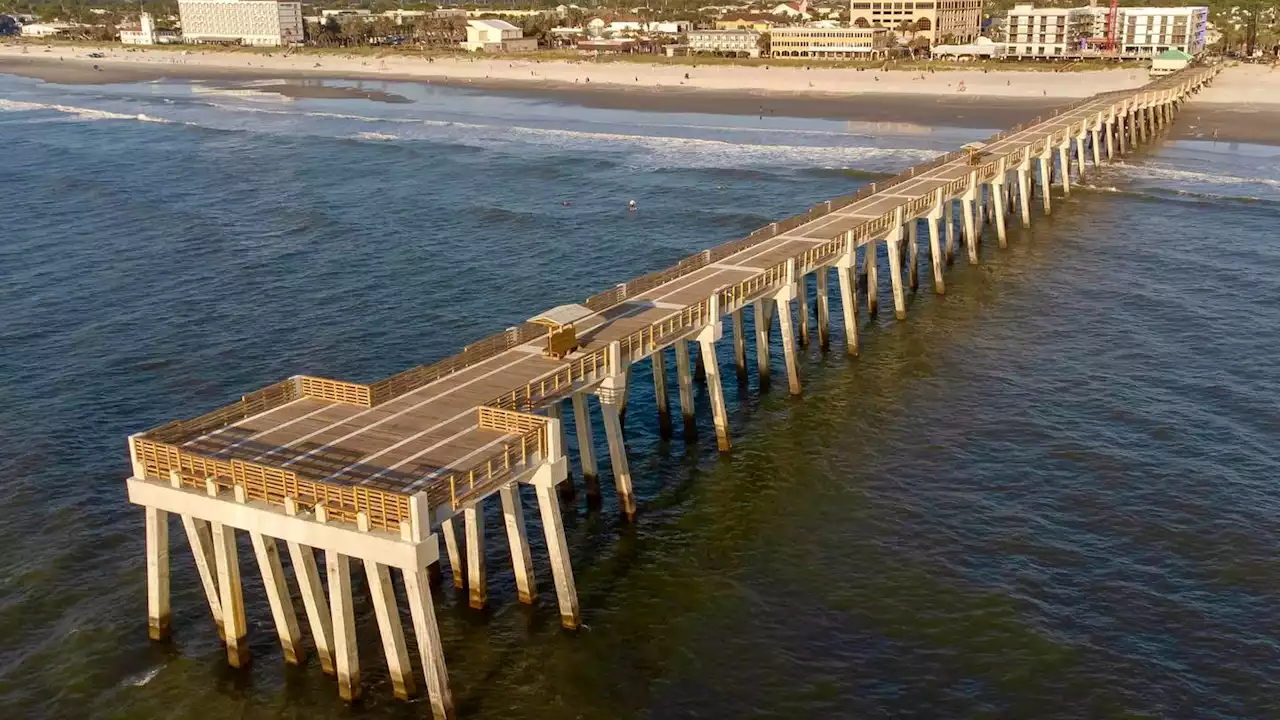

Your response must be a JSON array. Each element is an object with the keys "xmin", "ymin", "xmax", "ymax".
[{"xmin": 1085, "ymin": 0, "xmax": 1120, "ymax": 56}]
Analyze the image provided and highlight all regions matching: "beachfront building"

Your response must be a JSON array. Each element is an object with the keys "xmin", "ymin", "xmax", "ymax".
[
  {"xmin": 847, "ymin": 0, "xmax": 983, "ymax": 45},
  {"xmin": 119, "ymin": 12, "xmax": 180, "ymax": 44},
  {"xmin": 19, "ymin": 22, "xmax": 73, "ymax": 37},
  {"xmin": 770, "ymin": 26, "xmax": 890, "ymax": 58},
  {"xmin": 932, "ymin": 35, "xmax": 1003, "ymax": 58},
  {"xmin": 1002, "ymin": 4, "xmax": 1208, "ymax": 59},
  {"xmin": 177, "ymin": 0, "xmax": 303, "ymax": 47},
  {"xmin": 1117, "ymin": 7, "xmax": 1208, "ymax": 57},
  {"xmin": 461, "ymin": 19, "xmax": 537, "ymax": 52},
  {"xmin": 1150, "ymin": 47, "xmax": 1192, "ymax": 75},
  {"xmin": 715, "ymin": 14, "xmax": 778, "ymax": 32},
  {"xmin": 670, "ymin": 29, "xmax": 763, "ymax": 58}
]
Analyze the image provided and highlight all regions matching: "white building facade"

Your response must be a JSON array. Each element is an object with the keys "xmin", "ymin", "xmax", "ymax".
[
  {"xmin": 462, "ymin": 19, "xmax": 537, "ymax": 52},
  {"xmin": 686, "ymin": 29, "xmax": 762, "ymax": 57},
  {"xmin": 1004, "ymin": 3, "xmax": 1207, "ymax": 59},
  {"xmin": 178, "ymin": 0, "xmax": 303, "ymax": 47}
]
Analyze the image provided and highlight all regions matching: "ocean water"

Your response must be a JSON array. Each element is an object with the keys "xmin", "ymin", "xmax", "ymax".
[{"xmin": 2, "ymin": 73, "xmax": 1280, "ymax": 719}]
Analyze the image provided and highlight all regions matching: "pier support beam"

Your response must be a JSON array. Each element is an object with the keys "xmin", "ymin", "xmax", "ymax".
[
  {"xmin": 327, "ymin": 550, "xmax": 359, "ymax": 701},
  {"xmin": 961, "ymin": 183, "xmax": 979, "ymax": 264},
  {"xmin": 674, "ymin": 339, "xmax": 697, "ymax": 440},
  {"xmin": 286, "ymin": 540, "xmax": 335, "ymax": 675},
  {"xmin": 1090, "ymin": 126, "xmax": 1102, "ymax": 167},
  {"xmin": 179, "ymin": 515, "xmax": 223, "ymax": 637},
  {"xmin": 599, "ymin": 395, "xmax": 635, "ymax": 519},
  {"xmin": 906, "ymin": 218, "xmax": 920, "ymax": 292},
  {"xmin": 885, "ymin": 209, "xmax": 907, "ymax": 319},
  {"xmin": 991, "ymin": 162, "xmax": 1008, "ymax": 248},
  {"xmin": 442, "ymin": 516, "xmax": 463, "ymax": 588},
  {"xmin": 1075, "ymin": 131, "xmax": 1088, "ymax": 183},
  {"xmin": 697, "ymin": 295, "xmax": 731, "ymax": 451},
  {"xmin": 403, "ymin": 566, "xmax": 453, "ymax": 719},
  {"xmin": 753, "ymin": 298, "xmax": 772, "ymax": 387},
  {"xmin": 1057, "ymin": 141, "xmax": 1071, "ymax": 196},
  {"xmin": 500, "ymin": 484, "xmax": 536, "ymax": 604},
  {"xmin": 815, "ymin": 269, "xmax": 830, "ymax": 349},
  {"xmin": 210, "ymin": 494, "xmax": 249, "ymax": 668},
  {"xmin": 570, "ymin": 392, "xmax": 599, "ymax": 497},
  {"xmin": 463, "ymin": 504, "xmax": 486, "ymax": 609},
  {"xmin": 927, "ymin": 198, "xmax": 945, "ymax": 294},
  {"xmin": 250, "ymin": 531, "xmax": 303, "ymax": 665},
  {"xmin": 943, "ymin": 199, "xmax": 957, "ymax": 263},
  {"xmin": 775, "ymin": 258, "xmax": 802, "ymax": 395},
  {"xmin": 836, "ymin": 232, "xmax": 860, "ymax": 355},
  {"xmin": 1106, "ymin": 118, "xmax": 1116, "ymax": 159},
  {"xmin": 731, "ymin": 308, "xmax": 748, "ymax": 382},
  {"xmin": 1017, "ymin": 166, "xmax": 1032, "ymax": 228},
  {"xmin": 367, "ymin": 561, "xmax": 416, "ymax": 700},
  {"xmin": 532, "ymin": 471, "xmax": 579, "ymax": 630},
  {"xmin": 864, "ymin": 240, "xmax": 879, "ymax": 315},
  {"xmin": 650, "ymin": 348, "xmax": 673, "ymax": 440},
  {"xmin": 145, "ymin": 506, "xmax": 170, "ymax": 641},
  {"xmin": 797, "ymin": 274, "xmax": 810, "ymax": 345},
  {"xmin": 1037, "ymin": 155, "xmax": 1052, "ymax": 215},
  {"xmin": 546, "ymin": 401, "xmax": 573, "ymax": 500}
]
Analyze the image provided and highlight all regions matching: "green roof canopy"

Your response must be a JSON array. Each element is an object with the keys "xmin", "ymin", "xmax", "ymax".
[{"xmin": 1157, "ymin": 49, "xmax": 1193, "ymax": 60}]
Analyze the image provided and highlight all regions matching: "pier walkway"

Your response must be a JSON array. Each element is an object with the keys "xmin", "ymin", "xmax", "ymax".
[{"xmin": 125, "ymin": 65, "xmax": 1219, "ymax": 718}]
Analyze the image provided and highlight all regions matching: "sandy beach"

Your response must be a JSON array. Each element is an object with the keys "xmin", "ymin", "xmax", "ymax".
[{"xmin": 0, "ymin": 43, "xmax": 1275, "ymax": 142}]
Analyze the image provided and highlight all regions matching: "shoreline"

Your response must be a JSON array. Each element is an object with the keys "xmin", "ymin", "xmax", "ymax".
[{"xmin": 0, "ymin": 50, "xmax": 1277, "ymax": 143}]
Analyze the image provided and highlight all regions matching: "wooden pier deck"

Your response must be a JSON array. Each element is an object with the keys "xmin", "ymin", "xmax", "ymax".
[{"xmin": 124, "ymin": 65, "xmax": 1219, "ymax": 718}]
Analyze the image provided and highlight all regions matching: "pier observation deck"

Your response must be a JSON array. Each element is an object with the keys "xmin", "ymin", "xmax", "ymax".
[{"xmin": 125, "ymin": 65, "xmax": 1219, "ymax": 719}]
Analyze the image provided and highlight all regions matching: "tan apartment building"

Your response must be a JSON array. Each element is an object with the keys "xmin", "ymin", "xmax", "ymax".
[
  {"xmin": 848, "ymin": 0, "xmax": 983, "ymax": 44},
  {"xmin": 770, "ymin": 26, "xmax": 891, "ymax": 58}
]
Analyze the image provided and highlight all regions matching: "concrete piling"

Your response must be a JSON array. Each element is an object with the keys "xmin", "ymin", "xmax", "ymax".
[
  {"xmin": 327, "ymin": 550, "xmax": 359, "ymax": 701},
  {"xmin": 753, "ymin": 298, "xmax": 772, "ymax": 387},
  {"xmin": 499, "ymin": 484, "xmax": 536, "ymax": 604},
  {"xmin": 650, "ymin": 348, "xmax": 673, "ymax": 439},
  {"xmin": 250, "ymin": 531, "xmax": 303, "ymax": 665},
  {"xmin": 367, "ymin": 561, "xmax": 415, "ymax": 700},
  {"xmin": 145, "ymin": 506, "xmax": 170, "ymax": 641},
  {"xmin": 815, "ymin": 269, "xmax": 831, "ymax": 349},
  {"xmin": 442, "ymin": 516, "xmax": 464, "ymax": 588},
  {"xmin": 463, "ymin": 504, "xmax": 486, "ymax": 609},
  {"xmin": 570, "ymin": 392, "xmax": 599, "ymax": 497},
  {"xmin": 674, "ymin": 339, "xmax": 697, "ymax": 440},
  {"xmin": 731, "ymin": 308, "xmax": 748, "ymax": 382}
]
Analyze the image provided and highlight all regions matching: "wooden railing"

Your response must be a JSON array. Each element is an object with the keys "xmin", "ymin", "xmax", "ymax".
[
  {"xmin": 298, "ymin": 375, "xmax": 372, "ymax": 407},
  {"xmin": 433, "ymin": 409, "xmax": 549, "ymax": 511},
  {"xmin": 132, "ymin": 435, "xmax": 412, "ymax": 532}
]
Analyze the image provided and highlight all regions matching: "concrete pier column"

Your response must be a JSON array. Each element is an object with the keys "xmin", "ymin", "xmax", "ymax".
[
  {"xmin": 286, "ymin": 541, "xmax": 335, "ymax": 675},
  {"xmin": 753, "ymin": 298, "xmax": 772, "ymax": 387},
  {"xmin": 179, "ymin": 515, "xmax": 223, "ymax": 636},
  {"xmin": 1037, "ymin": 155, "xmax": 1052, "ymax": 215},
  {"xmin": 367, "ymin": 561, "xmax": 416, "ymax": 700},
  {"xmin": 1017, "ymin": 168, "xmax": 1032, "ymax": 228},
  {"xmin": 927, "ymin": 215, "xmax": 945, "ymax": 294},
  {"xmin": 1106, "ymin": 119, "xmax": 1116, "ymax": 159},
  {"xmin": 815, "ymin": 269, "xmax": 831, "ymax": 349},
  {"xmin": 250, "ymin": 531, "xmax": 303, "ymax": 664},
  {"xmin": 1057, "ymin": 143, "xmax": 1071, "ymax": 196},
  {"xmin": 403, "ymin": 566, "xmax": 453, "ymax": 719},
  {"xmin": 692, "ymin": 346, "xmax": 706, "ymax": 384},
  {"xmin": 1075, "ymin": 133, "xmax": 1088, "ymax": 183},
  {"xmin": 674, "ymin": 339, "xmax": 697, "ymax": 440},
  {"xmin": 499, "ymin": 484, "xmax": 536, "ymax": 604},
  {"xmin": 1091, "ymin": 128, "xmax": 1102, "ymax": 167},
  {"xmin": 961, "ymin": 196, "xmax": 978, "ymax": 264},
  {"xmin": 145, "ymin": 506, "xmax": 170, "ymax": 641},
  {"xmin": 209, "ymin": 499, "xmax": 248, "ymax": 667},
  {"xmin": 570, "ymin": 392, "xmax": 599, "ymax": 497},
  {"xmin": 699, "ymin": 335, "xmax": 732, "ymax": 451},
  {"xmin": 326, "ymin": 550, "xmax": 359, "ymax": 701},
  {"xmin": 599, "ymin": 395, "xmax": 636, "ymax": 519},
  {"xmin": 546, "ymin": 400, "xmax": 573, "ymax": 499},
  {"xmin": 886, "ymin": 238, "xmax": 907, "ymax": 320},
  {"xmin": 463, "ymin": 504, "xmax": 486, "ymax": 609},
  {"xmin": 731, "ymin": 308, "xmax": 748, "ymax": 382},
  {"xmin": 885, "ymin": 211, "xmax": 907, "ymax": 319},
  {"xmin": 907, "ymin": 219, "xmax": 920, "ymax": 291},
  {"xmin": 993, "ymin": 182, "xmax": 1008, "ymax": 248},
  {"xmin": 864, "ymin": 240, "xmax": 879, "ymax": 315},
  {"xmin": 1118, "ymin": 107, "xmax": 1129, "ymax": 154},
  {"xmin": 533, "ymin": 480, "xmax": 579, "ymax": 629},
  {"xmin": 776, "ymin": 296, "xmax": 802, "ymax": 395},
  {"xmin": 441, "ymin": 516, "xmax": 464, "ymax": 588},
  {"xmin": 943, "ymin": 200, "xmax": 957, "ymax": 263},
  {"xmin": 796, "ymin": 274, "xmax": 811, "ymax": 345},
  {"xmin": 650, "ymin": 348, "xmax": 673, "ymax": 440},
  {"xmin": 616, "ymin": 365, "xmax": 630, "ymax": 422},
  {"xmin": 835, "ymin": 234, "xmax": 860, "ymax": 355}
]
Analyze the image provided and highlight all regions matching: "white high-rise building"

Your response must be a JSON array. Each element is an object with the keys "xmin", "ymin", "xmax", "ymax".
[
  {"xmin": 178, "ymin": 0, "xmax": 303, "ymax": 47},
  {"xmin": 1003, "ymin": 3, "xmax": 1207, "ymax": 59}
]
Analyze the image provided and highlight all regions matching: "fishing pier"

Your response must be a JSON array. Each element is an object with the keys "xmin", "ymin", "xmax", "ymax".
[{"xmin": 125, "ymin": 65, "xmax": 1218, "ymax": 718}]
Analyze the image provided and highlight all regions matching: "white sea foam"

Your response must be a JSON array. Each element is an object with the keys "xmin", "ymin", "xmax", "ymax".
[
  {"xmin": 0, "ymin": 98, "xmax": 171, "ymax": 124},
  {"xmin": 127, "ymin": 666, "xmax": 162, "ymax": 687},
  {"xmin": 1114, "ymin": 162, "xmax": 1280, "ymax": 189},
  {"xmin": 352, "ymin": 131, "xmax": 399, "ymax": 141}
]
